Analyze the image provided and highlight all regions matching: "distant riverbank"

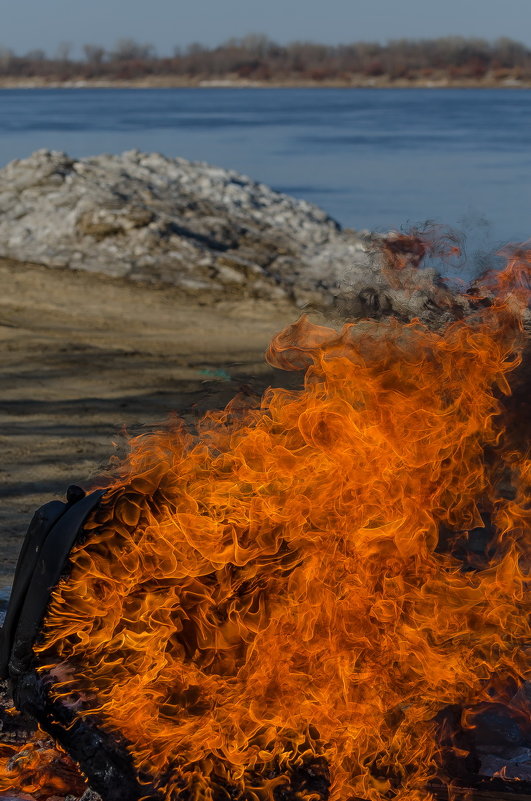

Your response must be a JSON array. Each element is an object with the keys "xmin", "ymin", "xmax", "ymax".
[
  {"xmin": 2, "ymin": 35, "xmax": 531, "ymax": 90},
  {"xmin": 0, "ymin": 74, "xmax": 529, "ymax": 89}
]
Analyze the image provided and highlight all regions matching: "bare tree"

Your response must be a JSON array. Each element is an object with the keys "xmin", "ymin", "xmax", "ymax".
[
  {"xmin": 110, "ymin": 38, "xmax": 155, "ymax": 62},
  {"xmin": 0, "ymin": 35, "xmax": 530, "ymax": 83},
  {"xmin": 25, "ymin": 48, "xmax": 46, "ymax": 61},
  {"xmin": 0, "ymin": 46, "xmax": 14, "ymax": 69},
  {"xmin": 83, "ymin": 44, "xmax": 106, "ymax": 65}
]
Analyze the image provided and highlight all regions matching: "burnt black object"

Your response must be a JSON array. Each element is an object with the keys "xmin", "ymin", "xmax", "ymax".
[
  {"xmin": 0, "ymin": 486, "xmax": 102, "ymax": 680},
  {"xmin": 0, "ymin": 486, "xmax": 160, "ymax": 801}
]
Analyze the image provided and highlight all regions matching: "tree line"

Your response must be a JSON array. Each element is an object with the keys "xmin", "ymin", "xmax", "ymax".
[{"xmin": 1, "ymin": 35, "xmax": 530, "ymax": 82}]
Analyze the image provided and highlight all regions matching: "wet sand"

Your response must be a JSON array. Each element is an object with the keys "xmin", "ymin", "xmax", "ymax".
[{"xmin": 0, "ymin": 259, "xmax": 303, "ymax": 590}]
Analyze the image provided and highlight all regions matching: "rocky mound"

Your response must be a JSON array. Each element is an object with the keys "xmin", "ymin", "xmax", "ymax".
[
  {"xmin": 2, "ymin": 149, "xmax": 527, "ymax": 330},
  {"xmin": 0, "ymin": 149, "xmax": 370, "ymax": 308},
  {"xmin": 0, "ymin": 149, "xmax": 468, "ymax": 322}
]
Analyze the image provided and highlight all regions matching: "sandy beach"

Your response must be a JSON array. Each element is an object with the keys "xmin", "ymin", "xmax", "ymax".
[{"xmin": 0, "ymin": 258, "xmax": 303, "ymax": 589}]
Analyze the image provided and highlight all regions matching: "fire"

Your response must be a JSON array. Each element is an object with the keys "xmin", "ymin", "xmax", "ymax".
[
  {"xmin": 2, "ymin": 244, "xmax": 531, "ymax": 800},
  {"xmin": 0, "ymin": 737, "xmax": 86, "ymax": 798}
]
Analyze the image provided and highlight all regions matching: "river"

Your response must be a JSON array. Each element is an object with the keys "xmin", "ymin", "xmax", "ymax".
[{"xmin": 0, "ymin": 87, "xmax": 529, "ymax": 244}]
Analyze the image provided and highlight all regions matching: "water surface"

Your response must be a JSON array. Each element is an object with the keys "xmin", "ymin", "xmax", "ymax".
[{"xmin": 0, "ymin": 87, "xmax": 529, "ymax": 244}]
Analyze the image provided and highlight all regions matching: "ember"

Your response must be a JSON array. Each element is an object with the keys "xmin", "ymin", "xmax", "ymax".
[{"xmin": 1, "ymin": 239, "xmax": 530, "ymax": 801}]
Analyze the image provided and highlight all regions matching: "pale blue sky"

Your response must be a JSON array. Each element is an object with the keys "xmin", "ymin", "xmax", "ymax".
[{"xmin": 1, "ymin": 0, "xmax": 531, "ymax": 57}]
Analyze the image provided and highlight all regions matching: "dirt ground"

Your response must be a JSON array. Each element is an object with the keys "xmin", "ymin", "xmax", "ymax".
[{"xmin": 0, "ymin": 259, "xmax": 305, "ymax": 591}]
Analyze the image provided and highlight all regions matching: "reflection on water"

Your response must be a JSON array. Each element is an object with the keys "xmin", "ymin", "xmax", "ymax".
[{"xmin": 0, "ymin": 87, "xmax": 529, "ymax": 243}]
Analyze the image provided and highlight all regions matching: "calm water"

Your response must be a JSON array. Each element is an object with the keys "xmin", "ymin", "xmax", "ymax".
[{"xmin": 0, "ymin": 88, "xmax": 530, "ymax": 244}]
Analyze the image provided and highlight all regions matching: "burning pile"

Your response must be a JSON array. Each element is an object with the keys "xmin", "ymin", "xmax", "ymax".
[{"xmin": 1, "ymin": 240, "xmax": 530, "ymax": 801}]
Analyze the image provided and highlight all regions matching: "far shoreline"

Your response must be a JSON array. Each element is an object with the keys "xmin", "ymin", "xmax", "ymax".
[{"xmin": 0, "ymin": 76, "xmax": 530, "ymax": 90}]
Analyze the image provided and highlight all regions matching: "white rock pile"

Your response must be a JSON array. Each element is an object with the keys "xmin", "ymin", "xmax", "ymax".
[
  {"xmin": 0, "ymin": 149, "xmax": 485, "ymax": 322},
  {"xmin": 0, "ymin": 149, "xmax": 371, "ymax": 308}
]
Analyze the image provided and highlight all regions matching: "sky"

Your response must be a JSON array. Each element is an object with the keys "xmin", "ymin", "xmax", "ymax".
[{"xmin": 1, "ymin": 0, "xmax": 531, "ymax": 57}]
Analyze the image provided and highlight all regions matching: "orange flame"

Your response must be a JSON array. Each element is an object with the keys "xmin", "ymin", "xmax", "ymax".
[
  {"xmin": 0, "ymin": 735, "xmax": 86, "ymax": 798},
  {"xmin": 23, "ymin": 251, "xmax": 531, "ymax": 800}
]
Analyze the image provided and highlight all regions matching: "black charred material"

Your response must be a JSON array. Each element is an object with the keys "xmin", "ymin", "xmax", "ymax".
[
  {"xmin": 0, "ymin": 485, "xmax": 161, "ymax": 801},
  {"xmin": 0, "ymin": 487, "xmax": 105, "ymax": 680},
  {"xmin": 429, "ymin": 784, "xmax": 531, "ymax": 800},
  {"xmin": 0, "ymin": 500, "xmax": 66, "ymax": 679},
  {"xmin": 273, "ymin": 757, "xmax": 331, "ymax": 801},
  {"xmin": 13, "ymin": 667, "xmax": 159, "ymax": 801},
  {"xmin": 435, "ymin": 704, "xmax": 531, "ymax": 798},
  {"xmin": 0, "ymin": 679, "xmax": 36, "ymax": 745},
  {"xmin": 435, "ymin": 514, "xmax": 501, "ymax": 572},
  {"xmin": 436, "ymin": 704, "xmax": 482, "ymax": 785}
]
